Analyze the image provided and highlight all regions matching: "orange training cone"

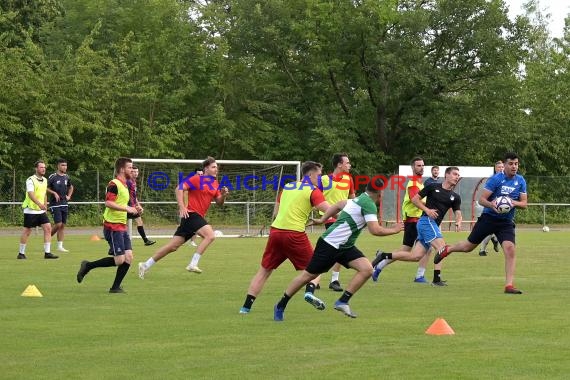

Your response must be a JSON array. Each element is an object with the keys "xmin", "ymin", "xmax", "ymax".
[
  {"xmin": 425, "ymin": 318, "xmax": 455, "ymax": 335},
  {"xmin": 90, "ymin": 235, "xmax": 101, "ymax": 241}
]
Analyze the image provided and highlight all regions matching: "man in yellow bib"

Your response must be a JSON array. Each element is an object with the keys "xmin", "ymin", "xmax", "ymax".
[
  {"xmin": 76, "ymin": 158, "xmax": 139, "ymax": 293},
  {"xmin": 18, "ymin": 160, "xmax": 58, "ymax": 259}
]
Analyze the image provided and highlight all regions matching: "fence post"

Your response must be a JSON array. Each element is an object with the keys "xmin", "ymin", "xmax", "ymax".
[
  {"xmin": 542, "ymin": 204, "xmax": 546, "ymax": 227},
  {"xmin": 246, "ymin": 201, "xmax": 250, "ymax": 236}
]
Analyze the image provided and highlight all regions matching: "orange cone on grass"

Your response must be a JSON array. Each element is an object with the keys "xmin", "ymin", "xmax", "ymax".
[
  {"xmin": 425, "ymin": 318, "xmax": 455, "ymax": 335},
  {"xmin": 90, "ymin": 235, "xmax": 101, "ymax": 241}
]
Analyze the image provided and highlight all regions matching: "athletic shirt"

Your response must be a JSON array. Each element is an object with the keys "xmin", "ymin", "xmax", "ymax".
[
  {"xmin": 103, "ymin": 178, "xmax": 130, "ymax": 229},
  {"xmin": 319, "ymin": 172, "xmax": 355, "ymax": 222},
  {"xmin": 418, "ymin": 183, "xmax": 461, "ymax": 226},
  {"xmin": 48, "ymin": 173, "xmax": 72, "ymax": 207},
  {"xmin": 322, "ymin": 192, "xmax": 378, "ymax": 249},
  {"xmin": 272, "ymin": 182, "xmax": 326, "ymax": 232},
  {"xmin": 482, "ymin": 172, "xmax": 527, "ymax": 220},
  {"xmin": 184, "ymin": 174, "xmax": 221, "ymax": 217},
  {"xmin": 401, "ymin": 178, "xmax": 424, "ymax": 221},
  {"xmin": 22, "ymin": 175, "xmax": 47, "ymax": 213},
  {"xmin": 127, "ymin": 179, "xmax": 138, "ymax": 207}
]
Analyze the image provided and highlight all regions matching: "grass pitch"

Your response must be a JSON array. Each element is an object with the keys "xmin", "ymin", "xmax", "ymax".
[{"xmin": 0, "ymin": 230, "xmax": 567, "ymax": 379}]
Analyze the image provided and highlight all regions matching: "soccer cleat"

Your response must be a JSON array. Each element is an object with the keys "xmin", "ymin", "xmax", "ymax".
[
  {"xmin": 492, "ymin": 239, "xmax": 500, "ymax": 252},
  {"xmin": 17, "ymin": 253, "xmax": 27, "ymax": 260},
  {"xmin": 413, "ymin": 276, "xmax": 428, "ymax": 283},
  {"xmin": 479, "ymin": 250, "xmax": 487, "ymax": 256},
  {"xmin": 144, "ymin": 240, "xmax": 156, "ymax": 246},
  {"xmin": 328, "ymin": 280, "xmax": 343, "ymax": 292},
  {"xmin": 190, "ymin": 241, "xmax": 198, "ymax": 247},
  {"xmin": 273, "ymin": 304, "xmax": 285, "ymax": 321},
  {"xmin": 186, "ymin": 265, "xmax": 202, "ymax": 274},
  {"xmin": 334, "ymin": 301, "xmax": 357, "ymax": 318},
  {"xmin": 109, "ymin": 287, "xmax": 126, "ymax": 294},
  {"xmin": 304, "ymin": 292, "xmax": 326, "ymax": 310},
  {"xmin": 371, "ymin": 267, "xmax": 382, "ymax": 282},
  {"xmin": 44, "ymin": 252, "xmax": 59, "ymax": 259},
  {"xmin": 239, "ymin": 307, "xmax": 250, "ymax": 314},
  {"xmin": 57, "ymin": 247, "xmax": 69, "ymax": 252},
  {"xmin": 504, "ymin": 285, "xmax": 523, "ymax": 294},
  {"xmin": 433, "ymin": 245, "xmax": 450, "ymax": 264},
  {"xmin": 138, "ymin": 262, "xmax": 147, "ymax": 279},
  {"xmin": 76, "ymin": 260, "xmax": 89, "ymax": 283},
  {"xmin": 371, "ymin": 250, "xmax": 385, "ymax": 268},
  {"xmin": 431, "ymin": 280, "xmax": 448, "ymax": 287}
]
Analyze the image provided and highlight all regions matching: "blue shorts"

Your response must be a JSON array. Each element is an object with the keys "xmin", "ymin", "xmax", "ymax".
[
  {"xmin": 416, "ymin": 216, "xmax": 443, "ymax": 250},
  {"xmin": 104, "ymin": 229, "xmax": 132, "ymax": 256}
]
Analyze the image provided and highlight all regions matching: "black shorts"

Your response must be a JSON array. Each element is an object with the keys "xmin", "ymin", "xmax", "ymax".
[
  {"xmin": 305, "ymin": 238, "xmax": 366, "ymax": 275},
  {"xmin": 23, "ymin": 213, "xmax": 50, "ymax": 228},
  {"xmin": 174, "ymin": 212, "xmax": 208, "ymax": 241},
  {"xmin": 50, "ymin": 206, "xmax": 69, "ymax": 224},
  {"xmin": 468, "ymin": 214, "xmax": 516, "ymax": 245},
  {"xmin": 104, "ymin": 229, "xmax": 132, "ymax": 256},
  {"xmin": 127, "ymin": 212, "xmax": 141, "ymax": 220},
  {"xmin": 402, "ymin": 221, "xmax": 418, "ymax": 248}
]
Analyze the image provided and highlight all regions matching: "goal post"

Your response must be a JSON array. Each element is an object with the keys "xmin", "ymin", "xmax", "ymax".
[{"xmin": 129, "ymin": 159, "xmax": 301, "ymax": 238}]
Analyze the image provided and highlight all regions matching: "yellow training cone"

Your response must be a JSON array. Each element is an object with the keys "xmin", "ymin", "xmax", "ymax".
[{"xmin": 21, "ymin": 285, "xmax": 43, "ymax": 297}]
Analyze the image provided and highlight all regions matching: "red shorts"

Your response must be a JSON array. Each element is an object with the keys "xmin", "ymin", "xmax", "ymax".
[{"xmin": 261, "ymin": 228, "xmax": 314, "ymax": 270}]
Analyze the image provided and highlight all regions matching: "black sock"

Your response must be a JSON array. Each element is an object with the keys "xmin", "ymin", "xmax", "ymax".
[
  {"xmin": 305, "ymin": 282, "xmax": 316, "ymax": 294},
  {"xmin": 276, "ymin": 293, "xmax": 291, "ymax": 309},
  {"xmin": 86, "ymin": 256, "xmax": 116, "ymax": 270},
  {"xmin": 491, "ymin": 236, "xmax": 498, "ymax": 244},
  {"xmin": 111, "ymin": 262, "xmax": 130, "ymax": 289},
  {"xmin": 137, "ymin": 226, "xmax": 148, "ymax": 242},
  {"xmin": 338, "ymin": 290, "xmax": 353, "ymax": 304},
  {"xmin": 433, "ymin": 269, "xmax": 442, "ymax": 283},
  {"xmin": 243, "ymin": 294, "xmax": 256, "ymax": 310},
  {"xmin": 383, "ymin": 253, "xmax": 392, "ymax": 260}
]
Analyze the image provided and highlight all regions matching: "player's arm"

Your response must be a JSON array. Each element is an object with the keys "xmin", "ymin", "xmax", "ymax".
[
  {"xmin": 454, "ymin": 210, "xmax": 463, "ymax": 232},
  {"xmin": 176, "ymin": 181, "xmax": 189, "ymax": 218},
  {"xmin": 46, "ymin": 178, "xmax": 60, "ymax": 202},
  {"xmin": 105, "ymin": 183, "xmax": 137, "ymax": 214},
  {"xmin": 367, "ymin": 220, "xmax": 404, "ymax": 236},
  {"xmin": 310, "ymin": 200, "xmax": 347, "ymax": 225},
  {"xmin": 67, "ymin": 181, "xmax": 74, "ymax": 201},
  {"xmin": 215, "ymin": 186, "xmax": 229, "ymax": 206},
  {"xmin": 513, "ymin": 193, "xmax": 527, "ymax": 209},
  {"xmin": 478, "ymin": 189, "xmax": 496, "ymax": 211},
  {"xmin": 411, "ymin": 193, "xmax": 437, "ymax": 219}
]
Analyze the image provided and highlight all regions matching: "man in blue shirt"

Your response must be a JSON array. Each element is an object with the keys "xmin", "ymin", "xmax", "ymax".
[
  {"xmin": 47, "ymin": 159, "xmax": 74, "ymax": 252},
  {"xmin": 434, "ymin": 152, "xmax": 528, "ymax": 294}
]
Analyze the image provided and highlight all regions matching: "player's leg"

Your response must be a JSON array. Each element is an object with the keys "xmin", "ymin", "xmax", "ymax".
[
  {"xmin": 479, "ymin": 234, "xmax": 493, "ymax": 256},
  {"xmin": 496, "ymin": 223, "xmax": 522, "ymax": 294},
  {"xmin": 39, "ymin": 213, "xmax": 57, "ymax": 259},
  {"xmin": 136, "ymin": 216, "xmax": 155, "ymax": 246},
  {"xmin": 435, "ymin": 216, "xmax": 493, "ymax": 264},
  {"xmin": 77, "ymin": 229, "xmax": 122, "ymax": 284},
  {"xmin": 328, "ymin": 262, "xmax": 343, "ymax": 291},
  {"xmin": 18, "ymin": 215, "xmax": 33, "ymax": 259},
  {"xmin": 109, "ymin": 233, "xmax": 133, "ymax": 293},
  {"xmin": 334, "ymin": 248, "xmax": 373, "ymax": 318},
  {"xmin": 429, "ymin": 238, "xmax": 448, "ymax": 286},
  {"xmin": 186, "ymin": 224, "xmax": 216, "ymax": 272},
  {"xmin": 56, "ymin": 207, "xmax": 69, "ymax": 252},
  {"xmin": 274, "ymin": 269, "xmax": 320, "ymax": 321}
]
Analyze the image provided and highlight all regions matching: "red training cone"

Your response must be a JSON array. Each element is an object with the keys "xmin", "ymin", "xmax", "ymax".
[{"xmin": 425, "ymin": 318, "xmax": 455, "ymax": 335}]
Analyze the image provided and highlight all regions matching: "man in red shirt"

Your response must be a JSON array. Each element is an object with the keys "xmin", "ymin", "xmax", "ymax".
[{"xmin": 138, "ymin": 157, "xmax": 229, "ymax": 278}]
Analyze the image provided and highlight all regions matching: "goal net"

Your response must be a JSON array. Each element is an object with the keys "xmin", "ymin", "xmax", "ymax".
[{"xmin": 130, "ymin": 159, "xmax": 301, "ymax": 238}]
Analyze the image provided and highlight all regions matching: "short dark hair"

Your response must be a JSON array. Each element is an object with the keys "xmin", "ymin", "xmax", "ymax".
[
  {"xmin": 332, "ymin": 153, "xmax": 348, "ymax": 168},
  {"xmin": 194, "ymin": 167, "xmax": 203, "ymax": 173},
  {"xmin": 504, "ymin": 152, "xmax": 519, "ymax": 162},
  {"xmin": 202, "ymin": 156, "xmax": 216, "ymax": 168},
  {"xmin": 445, "ymin": 166, "xmax": 459, "ymax": 175},
  {"xmin": 301, "ymin": 161, "xmax": 322, "ymax": 176},
  {"xmin": 57, "ymin": 158, "xmax": 67, "ymax": 164},
  {"xmin": 114, "ymin": 157, "xmax": 132, "ymax": 174},
  {"xmin": 132, "ymin": 164, "xmax": 138, "ymax": 170},
  {"xmin": 366, "ymin": 176, "xmax": 385, "ymax": 193},
  {"xmin": 410, "ymin": 156, "xmax": 423, "ymax": 167},
  {"xmin": 34, "ymin": 160, "xmax": 45, "ymax": 168},
  {"xmin": 432, "ymin": 165, "xmax": 440, "ymax": 170}
]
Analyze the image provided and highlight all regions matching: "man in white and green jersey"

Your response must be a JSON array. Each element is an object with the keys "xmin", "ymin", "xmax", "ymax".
[{"xmin": 273, "ymin": 178, "xmax": 403, "ymax": 321}]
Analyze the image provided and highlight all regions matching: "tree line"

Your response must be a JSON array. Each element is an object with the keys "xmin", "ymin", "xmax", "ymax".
[{"xmin": 1, "ymin": 0, "xmax": 569, "ymax": 181}]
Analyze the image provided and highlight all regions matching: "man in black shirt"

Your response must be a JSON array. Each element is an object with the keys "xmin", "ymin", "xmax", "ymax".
[
  {"xmin": 372, "ymin": 166, "xmax": 462, "ymax": 286},
  {"xmin": 47, "ymin": 159, "xmax": 74, "ymax": 252}
]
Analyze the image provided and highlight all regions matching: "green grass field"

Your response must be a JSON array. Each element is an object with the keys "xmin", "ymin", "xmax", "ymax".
[{"xmin": 1, "ymin": 230, "xmax": 567, "ymax": 379}]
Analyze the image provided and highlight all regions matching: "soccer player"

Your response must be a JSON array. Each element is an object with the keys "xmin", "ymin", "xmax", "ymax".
[
  {"xmin": 478, "ymin": 160, "xmax": 504, "ymax": 256},
  {"xmin": 321, "ymin": 153, "xmax": 355, "ymax": 292},
  {"xmin": 424, "ymin": 165, "xmax": 442, "ymax": 187},
  {"xmin": 127, "ymin": 165, "xmax": 156, "ymax": 246},
  {"xmin": 239, "ymin": 161, "xmax": 330, "ymax": 314},
  {"xmin": 372, "ymin": 167, "xmax": 462, "ymax": 286},
  {"xmin": 76, "ymin": 157, "xmax": 138, "ymax": 293},
  {"xmin": 138, "ymin": 157, "xmax": 229, "ymax": 277},
  {"xmin": 272, "ymin": 177, "xmax": 403, "ymax": 321},
  {"xmin": 47, "ymin": 158, "xmax": 74, "ymax": 252},
  {"xmin": 434, "ymin": 152, "xmax": 527, "ymax": 294},
  {"xmin": 18, "ymin": 160, "xmax": 58, "ymax": 259},
  {"xmin": 372, "ymin": 156, "xmax": 440, "ymax": 284},
  {"xmin": 188, "ymin": 167, "xmax": 204, "ymax": 247}
]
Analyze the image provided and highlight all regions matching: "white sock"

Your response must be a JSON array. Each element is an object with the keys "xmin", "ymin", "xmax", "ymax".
[
  {"xmin": 144, "ymin": 257, "xmax": 156, "ymax": 269},
  {"xmin": 378, "ymin": 259, "xmax": 392, "ymax": 270},
  {"xmin": 44, "ymin": 243, "xmax": 51, "ymax": 253},
  {"xmin": 190, "ymin": 253, "xmax": 201, "ymax": 267},
  {"xmin": 57, "ymin": 241, "xmax": 63, "ymax": 249},
  {"xmin": 331, "ymin": 271, "xmax": 340, "ymax": 283},
  {"xmin": 19, "ymin": 244, "xmax": 26, "ymax": 254},
  {"xmin": 416, "ymin": 267, "xmax": 426, "ymax": 278}
]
